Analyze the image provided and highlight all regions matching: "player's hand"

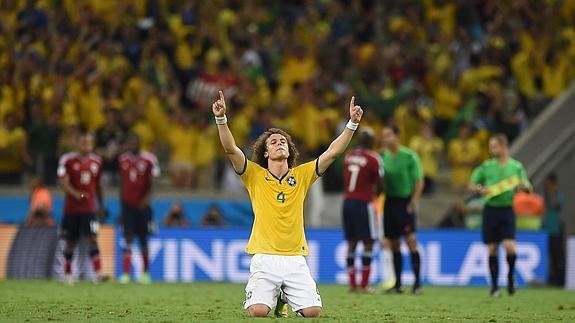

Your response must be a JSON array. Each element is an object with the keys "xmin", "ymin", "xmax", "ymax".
[
  {"xmin": 74, "ymin": 191, "xmax": 89, "ymax": 200},
  {"xmin": 476, "ymin": 185, "xmax": 490, "ymax": 196},
  {"xmin": 406, "ymin": 202, "xmax": 414, "ymax": 214},
  {"xmin": 517, "ymin": 183, "xmax": 531, "ymax": 193},
  {"xmin": 212, "ymin": 90, "xmax": 227, "ymax": 117},
  {"xmin": 349, "ymin": 96, "xmax": 363, "ymax": 124}
]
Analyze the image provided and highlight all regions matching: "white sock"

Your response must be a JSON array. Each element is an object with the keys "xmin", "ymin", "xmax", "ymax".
[{"xmin": 381, "ymin": 248, "xmax": 396, "ymax": 286}]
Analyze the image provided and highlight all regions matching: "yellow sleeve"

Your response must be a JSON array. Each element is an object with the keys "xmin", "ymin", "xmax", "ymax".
[
  {"xmin": 297, "ymin": 159, "xmax": 321, "ymax": 189},
  {"xmin": 239, "ymin": 159, "xmax": 257, "ymax": 191}
]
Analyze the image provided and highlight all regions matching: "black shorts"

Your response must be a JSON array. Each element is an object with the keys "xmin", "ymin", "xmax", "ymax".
[
  {"xmin": 61, "ymin": 213, "xmax": 99, "ymax": 241},
  {"xmin": 383, "ymin": 196, "xmax": 416, "ymax": 239},
  {"xmin": 122, "ymin": 203, "xmax": 153, "ymax": 239},
  {"xmin": 342, "ymin": 199, "xmax": 376, "ymax": 241},
  {"xmin": 482, "ymin": 205, "xmax": 515, "ymax": 244}
]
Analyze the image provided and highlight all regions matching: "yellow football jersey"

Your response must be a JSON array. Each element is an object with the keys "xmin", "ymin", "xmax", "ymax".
[{"xmin": 240, "ymin": 159, "xmax": 320, "ymax": 256}]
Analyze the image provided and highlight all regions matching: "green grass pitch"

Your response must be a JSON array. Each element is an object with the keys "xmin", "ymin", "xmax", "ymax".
[{"xmin": 0, "ymin": 281, "xmax": 574, "ymax": 322}]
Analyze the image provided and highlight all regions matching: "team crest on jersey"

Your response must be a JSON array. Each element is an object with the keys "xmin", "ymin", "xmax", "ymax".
[
  {"xmin": 137, "ymin": 161, "xmax": 147, "ymax": 172},
  {"xmin": 90, "ymin": 162, "xmax": 99, "ymax": 174},
  {"xmin": 286, "ymin": 176, "xmax": 296, "ymax": 187}
]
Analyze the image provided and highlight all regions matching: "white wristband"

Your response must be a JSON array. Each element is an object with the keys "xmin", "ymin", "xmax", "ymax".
[
  {"xmin": 215, "ymin": 115, "xmax": 227, "ymax": 125},
  {"xmin": 346, "ymin": 119, "xmax": 359, "ymax": 131}
]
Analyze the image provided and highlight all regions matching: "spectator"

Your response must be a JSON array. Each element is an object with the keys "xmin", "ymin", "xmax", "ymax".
[
  {"xmin": 95, "ymin": 107, "xmax": 125, "ymax": 185},
  {"xmin": 0, "ymin": 112, "xmax": 32, "ymax": 184},
  {"xmin": 25, "ymin": 176, "xmax": 55, "ymax": 227},
  {"xmin": 393, "ymin": 95, "xmax": 432, "ymax": 147},
  {"xmin": 409, "ymin": 122, "xmax": 443, "ymax": 195},
  {"xmin": 57, "ymin": 124, "xmax": 80, "ymax": 155},
  {"xmin": 437, "ymin": 200, "xmax": 466, "ymax": 229},
  {"xmin": 542, "ymin": 46, "xmax": 570, "ymax": 100},
  {"xmin": 193, "ymin": 116, "xmax": 218, "ymax": 191},
  {"xmin": 201, "ymin": 204, "xmax": 226, "ymax": 227},
  {"xmin": 166, "ymin": 109, "xmax": 196, "ymax": 189},
  {"xmin": 540, "ymin": 173, "xmax": 565, "ymax": 287},
  {"xmin": 513, "ymin": 186, "xmax": 544, "ymax": 231},
  {"xmin": 0, "ymin": 1, "xmax": 571, "ymax": 194},
  {"xmin": 27, "ymin": 103, "xmax": 62, "ymax": 186},
  {"xmin": 448, "ymin": 123, "xmax": 481, "ymax": 190},
  {"xmin": 163, "ymin": 202, "xmax": 190, "ymax": 228}
]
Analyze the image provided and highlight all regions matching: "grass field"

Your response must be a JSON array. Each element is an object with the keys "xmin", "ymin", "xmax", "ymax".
[{"xmin": 0, "ymin": 281, "xmax": 574, "ymax": 322}]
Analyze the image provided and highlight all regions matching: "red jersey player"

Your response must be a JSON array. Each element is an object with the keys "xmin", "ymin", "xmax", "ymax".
[
  {"xmin": 57, "ymin": 131, "xmax": 107, "ymax": 284},
  {"xmin": 342, "ymin": 128, "xmax": 383, "ymax": 292},
  {"xmin": 117, "ymin": 134, "xmax": 160, "ymax": 284}
]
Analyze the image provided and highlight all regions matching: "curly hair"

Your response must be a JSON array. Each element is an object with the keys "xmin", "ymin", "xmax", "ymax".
[{"xmin": 251, "ymin": 128, "xmax": 299, "ymax": 169}]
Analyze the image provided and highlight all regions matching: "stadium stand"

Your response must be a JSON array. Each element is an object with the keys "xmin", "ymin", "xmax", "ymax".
[{"xmin": 0, "ymin": 0, "xmax": 573, "ymax": 229}]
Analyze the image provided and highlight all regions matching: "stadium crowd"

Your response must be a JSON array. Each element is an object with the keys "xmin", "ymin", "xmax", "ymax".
[{"xmin": 0, "ymin": 0, "xmax": 574, "ymax": 192}]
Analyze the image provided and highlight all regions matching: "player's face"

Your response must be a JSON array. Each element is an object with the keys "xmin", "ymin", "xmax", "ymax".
[
  {"xmin": 488, "ymin": 138, "xmax": 501, "ymax": 157},
  {"xmin": 126, "ymin": 138, "xmax": 140, "ymax": 153},
  {"xmin": 381, "ymin": 128, "xmax": 397, "ymax": 148},
  {"xmin": 78, "ymin": 135, "xmax": 94, "ymax": 155},
  {"xmin": 265, "ymin": 133, "xmax": 289, "ymax": 160}
]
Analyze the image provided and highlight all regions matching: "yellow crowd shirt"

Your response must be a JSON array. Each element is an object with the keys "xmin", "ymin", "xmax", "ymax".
[
  {"xmin": 167, "ymin": 124, "xmax": 197, "ymax": 165},
  {"xmin": 543, "ymin": 57, "xmax": 570, "ymax": 99},
  {"xmin": 448, "ymin": 137, "xmax": 481, "ymax": 188},
  {"xmin": 409, "ymin": 136, "xmax": 443, "ymax": 179},
  {"xmin": 240, "ymin": 159, "xmax": 320, "ymax": 256},
  {"xmin": 0, "ymin": 126, "xmax": 26, "ymax": 172}
]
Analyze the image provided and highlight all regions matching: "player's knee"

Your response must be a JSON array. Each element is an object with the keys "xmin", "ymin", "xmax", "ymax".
[
  {"xmin": 298, "ymin": 306, "xmax": 321, "ymax": 318},
  {"xmin": 363, "ymin": 240, "xmax": 374, "ymax": 251},
  {"xmin": 487, "ymin": 243, "xmax": 498, "ymax": 255},
  {"xmin": 406, "ymin": 240, "xmax": 418, "ymax": 252},
  {"xmin": 503, "ymin": 239, "xmax": 515, "ymax": 252},
  {"xmin": 64, "ymin": 240, "xmax": 77, "ymax": 252},
  {"xmin": 247, "ymin": 304, "xmax": 270, "ymax": 317}
]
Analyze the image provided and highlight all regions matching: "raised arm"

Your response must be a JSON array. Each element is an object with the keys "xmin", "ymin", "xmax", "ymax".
[
  {"xmin": 212, "ymin": 90, "xmax": 246, "ymax": 173},
  {"xmin": 317, "ymin": 96, "xmax": 363, "ymax": 175}
]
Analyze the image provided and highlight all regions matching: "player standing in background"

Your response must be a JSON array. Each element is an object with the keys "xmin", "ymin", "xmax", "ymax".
[
  {"xmin": 469, "ymin": 134, "xmax": 531, "ymax": 297},
  {"xmin": 342, "ymin": 128, "xmax": 383, "ymax": 292},
  {"xmin": 58, "ymin": 131, "xmax": 107, "ymax": 285},
  {"xmin": 381, "ymin": 125, "xmax": 424, "ymax": 295},
  {"xmin": 213, "ymin": 90, "xmax": 363, "ymax": 318},
  {"xmin": 118, "ymin": 134, "xmax": 160, "ymax": 284}
]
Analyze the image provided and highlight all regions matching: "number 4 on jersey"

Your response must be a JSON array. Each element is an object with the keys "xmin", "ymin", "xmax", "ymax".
[{"xmin": 276, "ymin": 192, "xmax": 286, "ymax": 203}]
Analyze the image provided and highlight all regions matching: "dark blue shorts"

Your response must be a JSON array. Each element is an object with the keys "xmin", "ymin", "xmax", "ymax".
[
  {"xmin": 384, "ymin": 196, "xmax": 416, "ymax": 239},
  {"xmin": 482, "ymin": 205, "xmax": 516, "ymax": 244},
  {"xmin": 342, "ymin": 199, "xmax": 376, "ymax": 241},
  {"xmin": 122, "ymin": 204, "xmax": 153, "ymax": 239},
  {"xmin": 61, "ymin": 213, "xmax": 98, "ymax": 241}
]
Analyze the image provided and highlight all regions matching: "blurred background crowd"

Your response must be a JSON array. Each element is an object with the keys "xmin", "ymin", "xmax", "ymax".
[{"xmin": 0, "ymin": 0, "xmax": 574, "ymax": 194}]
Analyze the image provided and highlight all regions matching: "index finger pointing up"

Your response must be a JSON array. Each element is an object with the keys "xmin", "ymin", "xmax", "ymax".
[
  {"xmin": 219, "ymin": 90, "xmax": 225, "ymax": 103},
  {"xmin": 350, "ymin": 96, "xmax": 355, "ymax": 109}
]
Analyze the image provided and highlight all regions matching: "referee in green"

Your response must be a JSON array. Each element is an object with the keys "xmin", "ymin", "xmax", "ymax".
[
  {"xmin": 381, "ymin": 125, "xmax": 424, "ymax": 294},
  {"xmin": 469, "ymin": 134, "xmax": 531, "ymax": 298}
]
